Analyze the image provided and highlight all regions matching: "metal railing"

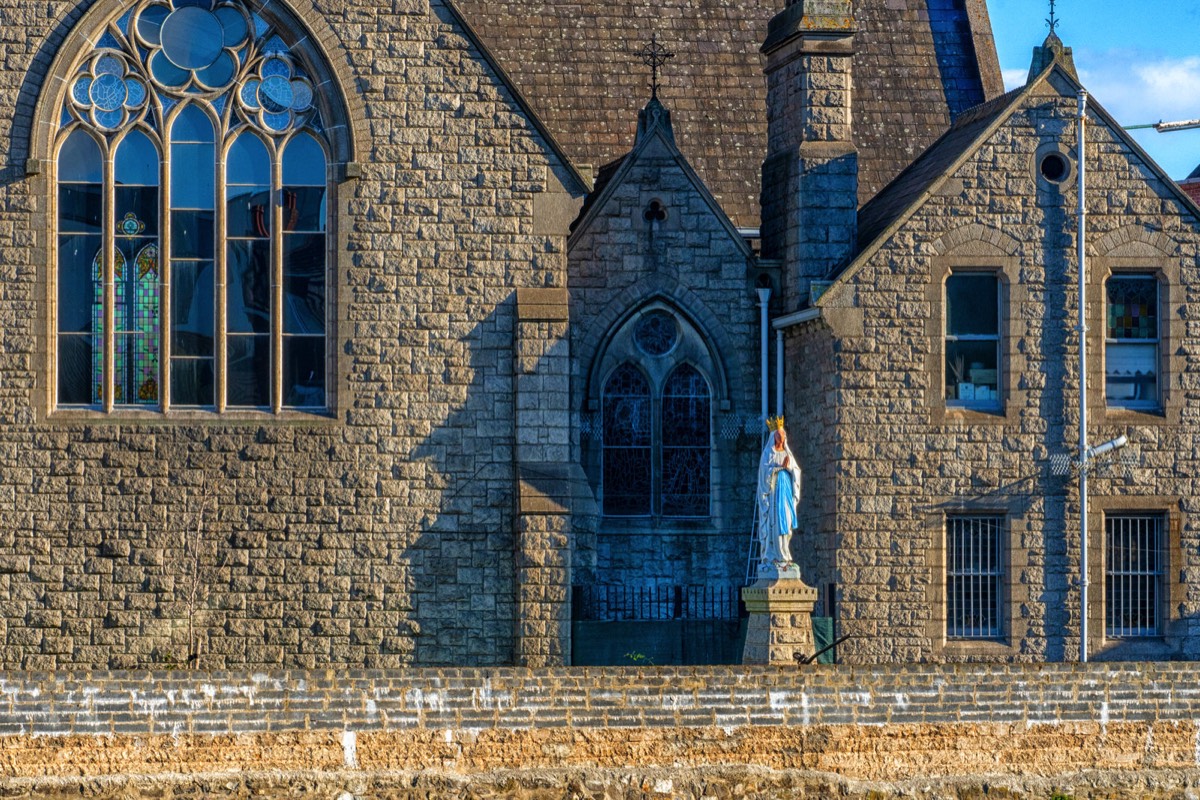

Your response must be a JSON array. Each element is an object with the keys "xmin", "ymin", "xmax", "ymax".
[{"xmin": 571, "ymin": 583, "xmax": 743, "ymax": 622}]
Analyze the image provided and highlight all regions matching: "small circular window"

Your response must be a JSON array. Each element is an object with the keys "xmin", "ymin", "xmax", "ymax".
[
  {"xmin": 1039, "ymin": 152, "xmax": 1070, "ymax": 183},
  {"xmin": 634, "ymin": 311, "xmax": 679, "ymax": 356}
]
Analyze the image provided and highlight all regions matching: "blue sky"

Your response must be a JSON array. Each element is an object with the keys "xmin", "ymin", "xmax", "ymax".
[{"xmin": 989, "ymin": 0, "xmax": 1200, "ymax": 179}]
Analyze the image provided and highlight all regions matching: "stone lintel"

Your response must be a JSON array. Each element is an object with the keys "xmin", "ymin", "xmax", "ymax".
[{"xmin": 516, "ymin": 288, "xmax": 569, "ymax": 321}]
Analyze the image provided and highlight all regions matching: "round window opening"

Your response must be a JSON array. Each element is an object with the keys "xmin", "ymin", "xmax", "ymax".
[
  {"xmin": 1039, "ymin": 152, "xmax": 1070, "ymax": 183},
  {"xmin": 634, "ymin": 311, "xmax": 679, "ymax": 356}
]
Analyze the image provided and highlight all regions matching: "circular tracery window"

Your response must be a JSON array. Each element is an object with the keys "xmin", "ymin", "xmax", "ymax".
[{"xmin": 634, "ymin": 311, "xmax": 679, "ymax": 356}]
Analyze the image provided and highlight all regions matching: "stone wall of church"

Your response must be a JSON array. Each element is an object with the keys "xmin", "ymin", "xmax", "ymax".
[
  {"xmin": 0, "ymin": 0, "xmax": 583, "ymax": 669},
  {"xmin": 567, "ymin": 136, "xmax": 765, "ymax": 624},
  {"xmin": 821, "ymin": 72, "xmax": 1200, "ymax": 662}
]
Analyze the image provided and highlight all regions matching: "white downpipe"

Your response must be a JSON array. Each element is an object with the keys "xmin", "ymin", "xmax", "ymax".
[
  {"xmin": 757, "ymin": 288, "xmax": 771, "ymax": 426},
  {"xmin": 1077, "ymin": 89, "xmax": 1089, "ymax": 664},
  {"xmin": 775, "ymin": 329, "xmax": 784, "ymax": 417}
]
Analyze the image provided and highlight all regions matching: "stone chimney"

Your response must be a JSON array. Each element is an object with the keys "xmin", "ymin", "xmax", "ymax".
[{"xmin": 760, "ymin": 0, "xmax": 858, "ymax": 310}]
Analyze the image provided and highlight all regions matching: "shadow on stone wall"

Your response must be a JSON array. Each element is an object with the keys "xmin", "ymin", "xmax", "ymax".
[{"xmin": 405, "ymin": 300, "xmax": 518, "ymax": 666}]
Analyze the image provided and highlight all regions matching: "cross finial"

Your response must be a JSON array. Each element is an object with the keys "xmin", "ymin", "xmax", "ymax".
[
  {"xmin": 636, "ymin": 34, "xmax": 675, "ymax": 100},
  {"xmin": 1046, "ymin": 0, "xmax": 1059, "ymax": 35}
]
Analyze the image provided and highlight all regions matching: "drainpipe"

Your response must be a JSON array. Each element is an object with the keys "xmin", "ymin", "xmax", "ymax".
[
  {"xmin": 1077, "ymin": 89, "xmax": 1089, "ymax": 663},
  {"xmin": 757, "ymin": 288, "xmax": 771, "ymax": 427},
  {"xmin": 775, "ymin": 329, "xmax": 784, "ymax": 417}
]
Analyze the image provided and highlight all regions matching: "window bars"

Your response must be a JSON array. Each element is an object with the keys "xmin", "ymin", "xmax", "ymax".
[
  {"xmin": 946, "ymin": 516, "xmax": 1004, "ymax": 640},
  {"xmin": 1105, "ymin": 513, "xmax": 1164, "ymax": 638}
]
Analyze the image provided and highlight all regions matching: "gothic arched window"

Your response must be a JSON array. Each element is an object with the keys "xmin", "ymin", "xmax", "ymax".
[
  {"xmin": 600, "ymin": 358, "xmax": 712, "ymax": 519},
  {"xmin": 54, "ymin": 0, "xmax": 330, "ymax": 413}
]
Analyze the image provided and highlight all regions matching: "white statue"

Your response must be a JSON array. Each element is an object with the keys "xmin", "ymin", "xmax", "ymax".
[{"xmin": 756, "ymin": 417, "xmax": 802, "ymax": 573}]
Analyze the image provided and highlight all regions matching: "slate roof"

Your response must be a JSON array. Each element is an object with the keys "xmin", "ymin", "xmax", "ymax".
[
  {"xmin": 453, "ymin": 0, "xmax": 1004, "ymax": 230},
  {"xmin": 854, "ymin": 85, "xmax": 1024, "ymax": 256}
]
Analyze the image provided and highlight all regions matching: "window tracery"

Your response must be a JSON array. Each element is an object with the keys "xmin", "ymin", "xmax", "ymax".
[{"xmin": 54, "ymin": 0, "xmax": 330, "ymax": 412}]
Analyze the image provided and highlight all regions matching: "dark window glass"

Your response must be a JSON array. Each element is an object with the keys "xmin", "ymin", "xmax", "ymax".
[
  {"xmin": 57, "ymin": 235, "xmax": 100, "ymax": 333},
  {"xmin": 58, "ymin": 334, "xmax": 99, "ymax": 405},
  {"xmin": 227, "ymin": 239, "xmax": 271, "ymax": 333},
  {"xmin": 115, "ymin": 187, "xmax": 159, "ymax": 236},
  {"xmin": 1106, "ymin": 275, "xmax": 1159, "ymax": 409},
  {"xmin": 170, "ymin": 209, "xmax": 214, "ymax": 258},
  {"xmin": 946, "ymin": 274, "xmax": 999, "ymax": 336},
  {"xmin": 282, "ymin": 187, "xmax": 326, "ymax": 233},
  {"xmin": 283, "ymin": 336, "xmax": 324, "ymax": 407},
  {"xmin": 947, "ymin": 516, "xmax": 1005, "ymax": 640},
  {"xmin": 59, "ymin": 185, "xmax": 103, "ymax": 234},
  {"xmin": 1105, "ymin": 513, "xmax": 1164, "ymax": 638},
  {"xmin": 227, "ymin": 334, "xmax": 270, "ymax": 406},
  {"xmin": 170, "ymin": 356, "xmax": 213, "ymax": 406},
  {"xmin": 226, "ymin": 185, "xmax": 271, "ymax": 238},
  {"xmin": 171, "ymin": 260, "xmax": 214, "ymax": 356},
  {"xmin": 660, "ymin": 364, "xmax": 710, "ymax": 517},
  {"xmin": 602, "ymin": 364, "xmax": 651, "ymax": 516},
  {"xmin": 945, "ymin": 273, "xmax": 1001, "ymax": 407},
  {"xmin": 283, "ymin": 234, "xmax": 324, "ymax": 334}
]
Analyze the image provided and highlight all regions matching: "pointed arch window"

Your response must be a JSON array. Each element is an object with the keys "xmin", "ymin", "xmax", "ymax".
[
  {"xmin": 54, "ymin": 0, "xmax": 331, "ymax": 413},
  {"xmin": 601, "ymin": 360, "xmax": 712, "ymax": 519}
]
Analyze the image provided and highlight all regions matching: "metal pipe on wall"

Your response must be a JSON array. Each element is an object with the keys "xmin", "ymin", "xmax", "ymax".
[
  {"xmin": 757, "ymin": 288, "xmax": 771, "ymax": 425},
  {"xmin": 1077, "ymin": 88, "xmax": 1089, "ymax": 663},
  {"xmin": 775, "ymin": 329, "xmax": 784, "ymax": 417}
]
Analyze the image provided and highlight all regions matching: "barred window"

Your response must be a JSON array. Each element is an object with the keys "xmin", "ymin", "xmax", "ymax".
[
  {"xmin": 54, "ymin": 0, "xmax": 331, "ymax": 413},
  {"xmin": 946, "ymin": 516, "xmax": 1004, "ymax": 640},
  {"xmin": 1105, "ymin": 513, "xmax": 1165, "ymax": 638},
  {"xmin": 945, "ymin": 273, "xmax": 1001, "ymax": 409},
  {"xmin": 1105, "ymin": 275, "xmax": 1159, "ymax": 410}
]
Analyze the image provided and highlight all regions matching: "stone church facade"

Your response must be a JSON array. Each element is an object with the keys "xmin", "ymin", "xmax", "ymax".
[{"xmin": 1, "ymin": 0, "xmax": 1195, "ymax": 670}]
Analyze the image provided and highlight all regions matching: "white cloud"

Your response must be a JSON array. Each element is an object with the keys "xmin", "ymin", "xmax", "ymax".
[
  {"xmin": 1002, "ymin": 68, "xmax": 1027, "ymax": 91},
  {"xmin": 1078, "ymin": 52, "xmax": 1200, "ymax": 127}
]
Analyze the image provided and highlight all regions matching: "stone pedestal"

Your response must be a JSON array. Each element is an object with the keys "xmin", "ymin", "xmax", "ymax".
[{"xmin": 741, "ymin": 576, "xmax": 818, "ymax": 665}]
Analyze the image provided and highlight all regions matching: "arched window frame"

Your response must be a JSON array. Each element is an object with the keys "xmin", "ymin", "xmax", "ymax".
[
  {"xmin": 42, "ymin": 0, "xmax": 351, "ymax": 418},
  {"xmin": 594, "ymin": 303, "xmax": 718, "ymax": 520}
]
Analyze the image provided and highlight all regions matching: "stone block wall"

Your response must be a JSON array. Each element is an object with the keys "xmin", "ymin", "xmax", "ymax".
[
  {"xmin": 568, "ymin": 130, "xmax": 764, "ymax": 605},
  {"xmin": 5, "ymin": 663, "xmax": 1200, "ymax": 797},
  {"xmin": 819, "ymin": 70, "xmax": 1200, "ymax": 662},
  {"xmin": 0, "ymin": 0, "xmax": 584, "ymax": 669}
]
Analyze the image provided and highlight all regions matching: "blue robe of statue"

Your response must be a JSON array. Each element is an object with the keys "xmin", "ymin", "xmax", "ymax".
[{"xmin": 773, "ymin": 467, "xmax": 797, "ymax": 541}]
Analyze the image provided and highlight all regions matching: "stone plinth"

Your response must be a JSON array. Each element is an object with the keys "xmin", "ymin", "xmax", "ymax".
[{"xmin": 741, "ymin": 577, "xmax": 818, "ymax": 665}]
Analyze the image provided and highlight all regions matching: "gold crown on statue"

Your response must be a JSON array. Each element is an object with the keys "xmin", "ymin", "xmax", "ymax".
[{"xmin": 766, "ymin": 415, "xmax": 786, "ymax": 432}]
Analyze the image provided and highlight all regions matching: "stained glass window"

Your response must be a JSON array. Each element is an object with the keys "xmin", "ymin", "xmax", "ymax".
[
  {"xmin": 55, "ymin": 0, "xmax": 331, "ymax": 412},
  {"xmin": 602, "ymin": 364, "xmax": 652, "ymax": 516},
  {"xmin": 1106, "ymin": 275, "xmax": 1159, "ymax": 410},
  {"xmin": 600, "ymin": 353, "xmax": 712, "ymax": 519},
  {"xmin": 660, "ymin": 365, "xmax": 711, "ymax": 517},
  {"xmin": 634, "ymin": 311, "xmax": 678, "ymax": 356}
]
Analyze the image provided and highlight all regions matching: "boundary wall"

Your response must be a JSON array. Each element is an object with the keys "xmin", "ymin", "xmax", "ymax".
[{"xmin": 4, "ymin": 663, "xmax": 1200, "ymax": 798}]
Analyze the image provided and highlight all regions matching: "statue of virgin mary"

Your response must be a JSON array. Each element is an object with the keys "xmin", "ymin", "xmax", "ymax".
[{"xmin": 756, "ymin": 418, "xmax": 802, "ymax": 573}]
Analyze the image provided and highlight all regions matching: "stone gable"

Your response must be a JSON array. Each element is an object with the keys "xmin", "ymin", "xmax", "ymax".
[{"xmin": 797, "ymin": 66, "xmax": 1200, "ymax": 662}]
